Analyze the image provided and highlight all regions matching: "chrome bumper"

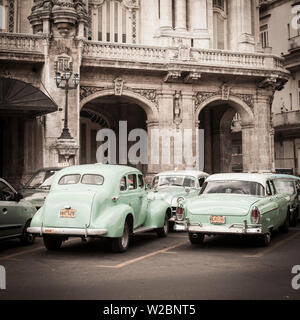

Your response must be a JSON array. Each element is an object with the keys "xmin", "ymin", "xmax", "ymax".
[
  {"xmin": 175, "ymin": 221, "xmax": 263, "ymax": 235},
  {"xmin": 27, "ymin": 227, "xmax": 107, "ymax": 237}
]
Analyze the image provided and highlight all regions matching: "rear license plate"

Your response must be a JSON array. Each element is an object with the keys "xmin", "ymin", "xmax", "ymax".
[
  {"xmin": 210, "ymin": 216, "xmax": 225, "ymax": 224},
  {"xmin": 60, "ymin": 209, "xmax": 76, "ymax": 218}
]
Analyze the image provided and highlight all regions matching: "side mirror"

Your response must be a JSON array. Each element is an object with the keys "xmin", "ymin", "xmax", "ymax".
[{"xmin": 15, "ymin": 193, "xmax": 23, "ymax": 202}]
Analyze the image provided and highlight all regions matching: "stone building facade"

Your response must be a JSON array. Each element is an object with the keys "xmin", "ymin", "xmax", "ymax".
[
  {"xmin": 259, "ymin": 0, "xmax": 300, "ymax": 175},
  {"xmin": 0, "ymin": 0, "xmax": 289, "ymax": 185}
]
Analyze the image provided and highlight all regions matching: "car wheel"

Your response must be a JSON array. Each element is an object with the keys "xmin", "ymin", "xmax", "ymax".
[
  {"xmin": 168, "ymin": 221, "xmax": 175, "ymax": 232},
  {"xmin": 43, "ymin": 235, "xmax": 62, "ymax": 251},
  {"xmin": 111, "ymin": 222, "xmax": 130, "ymax": 253},
  {"xmin": 257, "ymin": 231, "xmax": 271, "ymax": 247},
  {"xmin": 189, "ymin": 232, "xmax": 205, "ymax": 245},
  {"xmin": 279, "ymin": 211, "xmax": 289, "ymax": 233},
  {"xmin": 290, "ymin": 209, "xmax": 297, "ymax": 227},
  {"xmin": 20, "ymin": 220, "xmax": 35, "ymax": 245},
  {"xmin": 156, "ymin": 213, "xmax": 169, "ymax": 238}
]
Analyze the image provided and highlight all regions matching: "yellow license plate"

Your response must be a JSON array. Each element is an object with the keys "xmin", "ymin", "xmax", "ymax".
[
  {"xmin": 210, "ymin": 216, "xmax": 225, "ymax": 224},
  {"xmin": 60, "ymin": 209, "xmax": 76, "ymax": 218}
]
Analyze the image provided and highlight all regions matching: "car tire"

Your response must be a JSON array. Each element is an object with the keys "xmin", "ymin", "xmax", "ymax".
[
  {"xmin": 168, "ymin": 221, "xmax": 175, "ymax": 233},
  {"xmin": 257, "ymin": 231, "xmax": 271, "ymax": 247},
  {"xmin": 43, "ymin": 235, "xmax": 62, "ymax": 251},
  {"xmin": 189, "ymin": 232, "xmax": 205, "ymax": 245},
  {"xmin": 111, "ymin": 222, "xmax": 130, "ymax": 253},
  {"xmin": 156, "ymin": 213, "xmax": 169, "ymax": 238},
  {"xmin": 20, "ymin": 220, "xmax": 35, "ymax": 245},
  {"xmin": 290, "ymin": 209, "xmax": 297, "ymax": 227},
  {"xmin": 279, "ymin": 211, "xmax": 289, "ymax": 233}
]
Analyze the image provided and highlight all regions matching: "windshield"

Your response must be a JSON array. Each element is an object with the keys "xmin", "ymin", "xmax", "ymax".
[
  {"xmin": 26, "ymin": 170, "xmax": 59, "ymax": 189},
  {"xmin": 152, "ymin": 175, "xmax": 196, "ymax": 188},
  {"xmin": 273, "ymin": 180, "xmax": 295, "ymax": 195},
  {"xmin": 200, "ymin": 180, "xmax": 265, "ymax": 196}
]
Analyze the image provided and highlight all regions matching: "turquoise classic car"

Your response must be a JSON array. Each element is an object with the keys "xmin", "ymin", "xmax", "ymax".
[
  {"xmin": 148, "ymin": 170, "xmax": 209, "ymax": 230},
  {"xmin": 268, "ymin": 174, "xmax": 300, "ymax": 226},
  {"xmin": 0, "ymin": 178, "xmax": 36, "ymax": 244},
  {"xmin": 28, "ymin": 164, "xmax": 171, "ymax": 252},
  {"xmin": 175, "ymin": 173, "xmax": 291, "ymax": 246}
]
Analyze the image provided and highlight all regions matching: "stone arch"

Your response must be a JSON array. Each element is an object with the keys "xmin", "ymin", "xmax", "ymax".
[
  {"xmin": 196, "ymin": 94, "xmax": 254, "ymax": 125},
  {"xmin": 80, "ymin": 88, "xmax": 159, "ymax": 121}
]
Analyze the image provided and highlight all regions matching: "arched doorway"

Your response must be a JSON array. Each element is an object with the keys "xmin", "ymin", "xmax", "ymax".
[
  {"xmin": 197, "ymin": 96, "xmax": 253, "ymax": 174},
  {"xmin": 80, "ymin": 91, "xmax": 154, "ymax": 175}
]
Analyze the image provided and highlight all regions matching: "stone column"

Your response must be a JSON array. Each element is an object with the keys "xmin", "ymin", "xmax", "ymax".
[
  {"xmin": 160, "ymin": 0, "xmax": 173, "ymax": 30},
  {"xmin": 188, "ymin": 0, "xmax": 210, "ymax": 48},
  {"xmin": 175, "ymin": 0, "xmax": 187, "ymax": 31},
  {"xmin": 203, "ymin": 108, "xmax": 212, "ymax": 173},
  {"xmin": 241, "ymin": 123, "xmax": 256, "ymax": 173}
]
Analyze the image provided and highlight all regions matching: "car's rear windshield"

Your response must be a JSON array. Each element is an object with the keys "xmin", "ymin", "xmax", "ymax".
[
  {"xmin": 81, "ymin": 174, "xmax": 104, "ymax": 185},
  {"xmin": 200, "ymin": 180, "xmax": 265, "ymax": 196},
  {"xmin": 58, "ymin": 174, "xmax": 104, "ymax": 186}
]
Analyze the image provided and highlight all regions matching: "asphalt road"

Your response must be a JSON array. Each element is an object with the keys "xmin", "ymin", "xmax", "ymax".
[{"xmin": 0, "ymin": 227, "xmax": 300, "ymax": 300}]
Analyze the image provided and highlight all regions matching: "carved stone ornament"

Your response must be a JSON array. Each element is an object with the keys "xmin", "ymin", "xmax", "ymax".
[
  {"xmin": 194, "ymin": 89, "xmax": 255, "ymax": 113},
  {"xmin": 54, "ymin": 54, "xmax": 73, "ymax": 73},
  {"xmin": 29, "ymin": 0, "xmax": 88, "ymax": 36},
  {"xmin": 184, "ymin": 72, "xmax": 202, "ymax": 84},
  {"xmin": 221, "ymin": 84, "xmax": 231, "ymax": 100},
  {"xmin": 258, "ymin": 75, "xmax": 285, "ymax": 91},
  {"xmin": 80, "ymin": 85, "xmax": 159, "ymax": 111},
  {"xmin": 114, "ymin": 77, "xmax": 125, "ymax": 96},
  {"xmin": 164, "ymin": 71, "xmax": 181, "ymax": 83},
  {"xmin": 89, "ymin": 0, "xmax": 105, "ymax": 9},
  {"xmin": 174, "ymin": 90, "xmax": 182, "ymax": 129},
  {"xmin": 123, "ymin": 0, "xmax": 140, "ymax": 10},
  {"xmin": 80, "ymin": 86, "xmax": 105, "ymax": 100}
]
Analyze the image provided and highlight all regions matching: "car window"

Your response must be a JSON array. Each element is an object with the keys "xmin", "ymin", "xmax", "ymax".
[
  {"xmin": 273, "ymin": 179, "xmax": 296, "ymax": 195},
  {"xmin": 198, "ymin": 177, "xmax": 205, "ymax": 187},
  {"xmin": 120, "ymin": 176, "xmax": 127, "ymax": 191},
  {"xmin": 138, "ymin": 174, "xmax": 144, "ymax": 188},
  {"xmin": 266, "ymin": 181, "xmax": 273, "ymax": 196},
  {"xmin": 183, "ymin": 177, "xmax": 196, "ymax": 188},
  {"xmin": 128, "ymin": 174, "xmax": 137, "ymax": 190},
  {"xmin": 0, "ymin": 181, "xmax": 15, "ymax": 201},
  {"xmin": 269, "ymin": 180, "xmax": 277, "ymax": 195},
  {"xmin": 58, "ymin": 174, "xmax": 81, "ymax": 185},
  {"xmin": 200, "ymin": 180, "xmax": 265, "ymax": 196},
  {"xmin": 27, "ymin": 170, "xmax": 58, "ymax": 189},
  {"xmin": 81, "ymin": 174, "xmax": 104, "ymax": 185}
]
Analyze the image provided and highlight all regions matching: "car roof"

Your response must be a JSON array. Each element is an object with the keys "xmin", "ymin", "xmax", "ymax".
[
  {"xmin": 154, "ymin": 170, "xmax": 209, "ymax": 178},
  {"xmin": 55, "ymin": 163, "xmax": 141, "ymax": 178},
  {"xmin": 205, "ymin": 173, "xmax": 273, "ymax": 185}
]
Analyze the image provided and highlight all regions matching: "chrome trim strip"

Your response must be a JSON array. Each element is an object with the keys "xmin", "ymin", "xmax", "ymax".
[
  {"xmin": 27, "ymin": 227, "xmax": 107, "ymax": 236},
  {"xmin": 188, "ymin": 224, "xmax": 262, "ymax": 235}
]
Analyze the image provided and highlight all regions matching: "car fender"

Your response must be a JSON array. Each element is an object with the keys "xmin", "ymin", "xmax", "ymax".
[
  {"xmin": 90, "ymin": 203, "xmax": 133, "ymax": 238},
  {"xmin": 30, "ymin": 206, "xmax": 44, "ymax": 228},
  {"xmin": 144, "ymin": 199, "xmax": 171, "ymax": 228}
]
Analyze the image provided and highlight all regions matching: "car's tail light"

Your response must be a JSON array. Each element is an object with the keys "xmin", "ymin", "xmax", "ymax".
[
  {"xmin": 251, "ymin": 206, "xmax": 260, "ymax": 224},
  {"xmin": 176, "ymin": 206, "xmax": 184, "ymax": 221}
]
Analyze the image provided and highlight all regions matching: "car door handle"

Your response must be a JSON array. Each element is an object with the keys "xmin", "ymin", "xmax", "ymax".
[{"xmin": 2, "ymin": 208, "xmax": 7, "ymax": 214}]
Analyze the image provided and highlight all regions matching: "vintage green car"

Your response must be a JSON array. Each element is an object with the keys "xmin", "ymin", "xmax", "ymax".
[
  {"xmin": 175, "ymin": 173, "xmax": 291, "ymax": 246},
  {"xmin": 0, "ymin": 178, "xmax": 36, "ymax": 244},
  {"xmin": 27, "ymin": 164, "xmax": 171, "ymax": 252},
  {"xmin": 148, "ymin": 170, "xmax": 209, "ymax": 230},
  {"xmin": 269, "ymin": 174, "xmax": 300, "ymax": 226}
]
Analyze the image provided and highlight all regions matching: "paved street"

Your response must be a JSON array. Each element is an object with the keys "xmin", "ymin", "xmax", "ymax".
[{"xmin": 0, "ymin": 228, "xmax": 300, "ymax": 300}]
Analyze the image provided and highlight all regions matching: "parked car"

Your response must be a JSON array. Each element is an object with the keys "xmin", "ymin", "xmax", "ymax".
[
  {"xmin": 148, "ymin": 170, "xmax": 209, "ymax": 230},
  {"xmin": 268, "ymin": 174, "xmax": 300, "ymax": 226},
  {"xmin": 28, "ymin": 164, "xmax": 171, "ymax": 252},
  {"xmin": 20, "ymin": 167, "xmax": 61, "ymax": 209},
  {"xmin": 174, "ymin": 173, "xmax": 291, "ymax": 246},
  {"xmin": 0, "ymin": 178, "xmax": 36, "ymax": 244}
]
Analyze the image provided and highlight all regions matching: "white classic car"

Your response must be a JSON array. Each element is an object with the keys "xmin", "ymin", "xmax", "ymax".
[{"xmin": 148, "ymin": 170, "xmax": 209, "ymax": 230}]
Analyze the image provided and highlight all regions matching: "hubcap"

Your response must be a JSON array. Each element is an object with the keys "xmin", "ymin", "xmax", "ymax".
[{"xmin": 121, "ymin": 226, "xmax": 129, "ymax": 248}]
